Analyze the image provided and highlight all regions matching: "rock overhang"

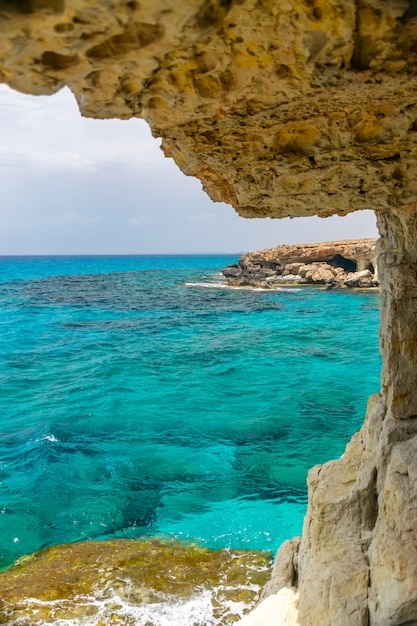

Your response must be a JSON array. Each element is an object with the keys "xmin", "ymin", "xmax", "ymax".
[{"xmin": 2, "ymin": 0, "xmax": 417, "ymax": 221}]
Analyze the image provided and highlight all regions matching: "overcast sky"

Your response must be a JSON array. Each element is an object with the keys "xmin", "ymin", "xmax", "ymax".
[{"xmin": 0, "ymin": 84, "xmax": 378, "ymax": 255}]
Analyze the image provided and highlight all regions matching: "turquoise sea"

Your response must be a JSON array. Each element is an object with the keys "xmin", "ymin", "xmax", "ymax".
[{"xmin": 0, "ymin": 255, "xmax": 381, "ymax": 576}]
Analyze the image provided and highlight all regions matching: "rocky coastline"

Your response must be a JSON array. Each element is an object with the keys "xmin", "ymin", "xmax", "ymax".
[{"xmin": 222, "ymin": 239, "xmax": 378, "ymax": 289}]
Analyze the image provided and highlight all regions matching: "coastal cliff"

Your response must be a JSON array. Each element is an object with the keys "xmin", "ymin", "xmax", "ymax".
[
  {"xmin": 1, "ymin": 2, "xmax": 417, "ymax": 624},
  {"xmin": 222, "ymin": 238, "xmax": 378, "ymax": 288}
]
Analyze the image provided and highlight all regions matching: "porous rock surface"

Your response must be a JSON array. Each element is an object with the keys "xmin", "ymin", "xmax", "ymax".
[
  {"xmin": 2, "ymin": 0, "xmax": 417, "ymax": 219},
  {"xmin": 222, "ymin": 238, "xmax": 378, "ymax": 288},
  {"xmin": 1, "ymin": 2, "xmax": 417, "ymax": 625}
]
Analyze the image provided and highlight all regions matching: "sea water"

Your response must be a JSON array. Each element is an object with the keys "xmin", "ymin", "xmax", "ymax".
[{"xmin": 0, "ymin": 255, "xmax": 381, "ymax": 623}]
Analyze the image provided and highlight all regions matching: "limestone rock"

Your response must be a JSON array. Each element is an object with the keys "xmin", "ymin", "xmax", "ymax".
[
  {"xmin": 222, "ymin": 239, "xmax": 378, "ymax": 288},
  {"xmin": 244, "ymin": 239, "xmax": 377, "ymax": 268},
  {"xmin": 237, "ymin": 587, "xmax": 300, "ymax": 626},
  {"xmin": 261, "ymin": 213, "xmax": 417, "ymax": 626},
  {"xmin": 271, "ymin": 273, "xmax": 306, "ymax": 285},
  {"xmin": 368, "ymin": 432, "xmax": 417, "ymax": 624},
  {"xmin": 1, "ymin": 2, "xmax": 417, "ymax": 219},
  {"xmin": 303, "ymin": 262, "xmax": 337, "ymax": 285},
  {"xmin": 344, "ymin": 268, "xmax": 374, "ymax": 288},
  {"xmin": 295, "ymin": 393, "xmax": 384, "ymax": 626},
  {"xmin": 261, "ymin": 537, "xmax": 301, "ymax": 600}
]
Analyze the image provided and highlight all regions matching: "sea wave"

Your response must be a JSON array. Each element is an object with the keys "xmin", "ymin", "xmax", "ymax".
[
  {"xmin": 185, "ymin": 281, "xmax": 303, "ymax": 293},
  {"xmin": 4, "ymin": 588, "xmax": 249, "ymax": 626}
]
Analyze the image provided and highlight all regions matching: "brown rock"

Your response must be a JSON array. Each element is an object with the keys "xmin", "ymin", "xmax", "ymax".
[
  {"xmin": 1, "ymin": 1, "xmax": 417, "ymax": 219},
  {"xmin": 306, "ymin": 263, "xmax": 337, "ymax": 284},
  {"xmin": 222, "ymin": 239, "xmax": 377, "ymax": 288},
  {"xmin": 344, "ymin": 269, "xmax": 374, "ymax": 288}
]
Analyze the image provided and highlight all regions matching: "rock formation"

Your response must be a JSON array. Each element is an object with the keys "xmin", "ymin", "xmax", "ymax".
[
  {"xmin": 2, "ymin": 0, "xmax": 417, "ymax": 220},
  {"xmin": 1, "ymin": 1, "xmax": 417, "ymax": 624},
  {"xmin": 222, "ymin": 238, "xmax": 378, "ymax": 288}
]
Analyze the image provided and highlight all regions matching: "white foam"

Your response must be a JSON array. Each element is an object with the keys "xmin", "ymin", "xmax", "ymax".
[
  {"xmin": 43, "ymin": 434, "xmax": 58, "ymax": 442},
  {"xmin": 185, "ymin": 282, "xmax": 265, "ymax": 291},
  {"xmin": 185, "ymin": 282, "xmax": 304, "ymax": 293},
  {"xmin": 185, "ymin": 281, "xmax": 228, "ymax": 289},
  {"xmin": 6, "ymin": 586, "xmax": 254, "ymax": 626},
  {"xmin": 34, "ymin": 433, "xmax": 59, "ymax": 443},
  {"xmin": 274, "ymin": 287, "xmax": 303, "ymax": 293}
]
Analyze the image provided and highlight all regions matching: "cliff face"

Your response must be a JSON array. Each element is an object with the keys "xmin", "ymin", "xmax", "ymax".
[
  {"xmin": 222, "ymin": 238, "xmax": 378, "ymax": 288},
  {"xmin": 1, "ymin": 2, "xmax": 417, "ymax": 624}
]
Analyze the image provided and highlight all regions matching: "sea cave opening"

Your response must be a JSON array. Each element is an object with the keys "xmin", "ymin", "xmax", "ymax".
[{"xmin": 328, "ymin": 254, "xmax": 357, "ymax": 273}]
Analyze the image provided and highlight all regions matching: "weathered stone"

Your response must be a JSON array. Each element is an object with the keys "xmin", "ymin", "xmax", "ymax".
[
  {"xmin": 378, "ymin": 208, "xmax": 417, "ymax": 420},
  {"xmin": 271, "ymin": 273, "xmax": 305, "ymax": 285},
  {"xmin": 222, "ymin": 239, "xmax": 377, "ymax": 288},
  {"xmin": 222, "ymin": 263, "xmax": 242, "ymax": 279},
  {"xmin": 261, "ymin": 537, "xmax": 301, "ymax": 600},
  {"xmin": 295, "ymin": 393, "xmax": 384, "ymax": 626},
  {"xmin": 305, "ymin": 263, "xmax": 337, "ymax": 284},
  {"xmin": 238, "ymin": 587, "xmax": 300, "ymax": 626},
  {"xmin": 344, "ymin": 268, "xmax": 374, "ymax": 287},
  {"xmin": 253, "ymin": 213, "xmax": 417, "ymax": 626},
  {"xmin": 243, "ymin": 240, "xmax": 377, "ymax": 268},
  {"xmin": 1, "ymin": 2, "xmax": 417, "ymax": 218},
  {"xmin": 368, "ymin": 432, "xmax": 417, "ymax": 624}
]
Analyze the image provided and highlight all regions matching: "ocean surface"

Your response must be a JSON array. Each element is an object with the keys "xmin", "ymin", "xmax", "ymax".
[{"xmin": 0, "ymin": 255, "xmax": 381, "ymax": 623}]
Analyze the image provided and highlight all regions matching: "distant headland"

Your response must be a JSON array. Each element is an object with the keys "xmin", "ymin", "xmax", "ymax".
[{"xmin": 222, "ymin": 239, "xmax": 378, "ymax": 289}]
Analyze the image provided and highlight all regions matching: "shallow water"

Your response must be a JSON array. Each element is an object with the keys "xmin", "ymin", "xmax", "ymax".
[{"xmin": 0, "ymin": 255, "xmax": 381, "ymax": 574}]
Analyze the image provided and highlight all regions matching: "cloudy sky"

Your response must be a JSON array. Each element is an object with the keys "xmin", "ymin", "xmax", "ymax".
[{"xmin": 0, "ymin": 84, "xmax": 378, "ymax": 255}]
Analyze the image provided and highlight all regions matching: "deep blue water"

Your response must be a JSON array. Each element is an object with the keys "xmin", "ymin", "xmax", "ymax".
[{"xmin": 0, "ymin": 255, "xmax": 381, "ymax": 569}]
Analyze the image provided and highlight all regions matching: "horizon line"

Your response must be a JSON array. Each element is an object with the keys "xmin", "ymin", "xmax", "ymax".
[{"xmin": 0, "ymin": 252, "xmax": 245, "ymax": 257}]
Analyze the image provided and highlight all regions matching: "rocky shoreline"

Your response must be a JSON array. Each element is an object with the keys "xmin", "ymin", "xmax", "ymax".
[{"xmin": 222, "ymin": 239, "xmax": 378, "ymax": 289}]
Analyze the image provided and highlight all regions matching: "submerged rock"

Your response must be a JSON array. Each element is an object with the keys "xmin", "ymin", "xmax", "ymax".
[
  {"xmin": 0, "ymin": 537, "xmax": 272, "ymax": 625},
  {"xmin": 222, "ymin": 239, "xmax": 378, "ymax": 289}
]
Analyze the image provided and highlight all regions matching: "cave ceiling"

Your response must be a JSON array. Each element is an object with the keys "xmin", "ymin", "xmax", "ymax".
[{"xmin": 1, "ymin": 0, "xmax": 417, "ymax": 219}]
